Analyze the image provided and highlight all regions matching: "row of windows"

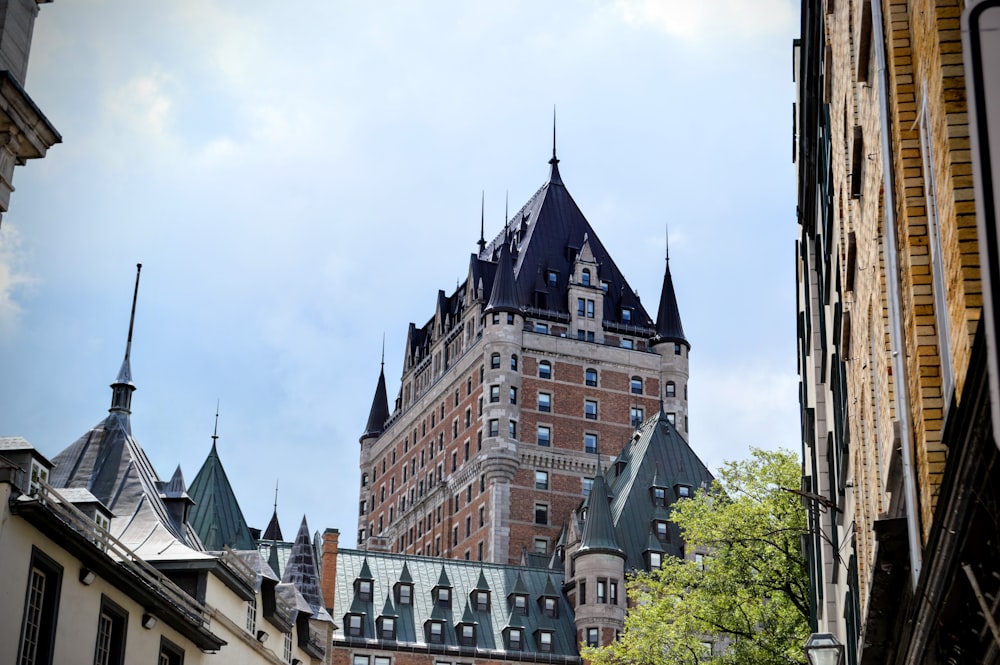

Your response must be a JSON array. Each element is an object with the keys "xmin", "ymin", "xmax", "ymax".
[{"xmin": 577, "ymin": 577, "xmax": 620, "ymax": 606}]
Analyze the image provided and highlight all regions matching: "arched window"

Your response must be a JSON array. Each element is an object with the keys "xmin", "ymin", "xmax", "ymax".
[
  {"xmin": 585, "ymin": 368, "xmax": 597, "ymax": 386},
  {"xmin": 581, "ymin": 269, "xmax": 591, "ymax": 286},
  {"xmin": 490, "ymin": 353, "xmax": 501, "ymax": 369},
  {"xmin": 630, "ymin": 376, "xmax": 643, "ymax": 394},
  {"xmin": 665, "ymin": 381, "xmax": 676, "ymax": 398}
]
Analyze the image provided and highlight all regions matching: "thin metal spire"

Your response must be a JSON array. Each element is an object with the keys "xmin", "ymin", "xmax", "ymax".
[
  {"xmin": 381, "ymin": 333, "xmax": 385, "ymax": 369},
  {"xmin": 110, "ymin": 263, "xmax": 142, "ymax": 418},
  {"xmin": 478, "ymin": 191, "xmax": 486, "ymax": 254},
  {"xmin": 551, "ymin": 105, "xmax": 558, "ymax": 164},
  {"xmin": 665, "ymin": 225, "xmax": 670, "ymax": 262},
  {"xmin": 274, "ymin": 480, "xmax": 279, "ymax": 513},
  {"xmin": 124, "ymin": 263, "xmax": 142, "ymax": 364},
  {"xmin": 505, "ymin": 190, "xmax": 509, "ymax": 226},
  {"xmin": 211, "ymin": 400, "xmax": 220, "ymax": 446}
]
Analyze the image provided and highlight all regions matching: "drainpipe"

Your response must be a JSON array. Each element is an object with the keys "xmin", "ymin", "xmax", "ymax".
[{"xmin": 872, "ymin": 0, "xmax": 923, "ymax": 587}]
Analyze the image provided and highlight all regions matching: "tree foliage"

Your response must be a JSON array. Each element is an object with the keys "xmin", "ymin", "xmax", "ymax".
[{"xmin": 583, "ymin": 448, "xmax": 810, "ymax": 665}]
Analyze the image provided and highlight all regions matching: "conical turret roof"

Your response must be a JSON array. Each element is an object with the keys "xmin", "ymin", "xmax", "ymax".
[
  {"xmin": 360, "ymin": 364, "xmax": 389, "ymax": 443},
  {"xmin": 282, "ymin": 516, "xmax": 331, "ymax": 621},
  {"xmin": 652, "ymin": 254, "xmax": 688, "ymax": 347},
  {"xmin": 575, "ymin": 472, "xmax": 624, "ymax": 558},
  {"xmin": 188, "ymin": 441, "xmax": 256, "ymax": 551},
  {"xmin": 484, "ymin": 233, "xmax": 520, "ymax": 315}
]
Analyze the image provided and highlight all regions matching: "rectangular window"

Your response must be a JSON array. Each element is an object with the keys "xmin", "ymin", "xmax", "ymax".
[
  {"xmin": 577, "ymin": 298, "xmax": 586, "ymax": 316},
  {"xmin": 582, "ymin": 477, "xmax": 594, "ymax": 496},
  {"xmin": 466, "ymin": 516, "xmax": 472, "ymax": 537},
  {"xmin": 631, "ymin": 407, "xmax": 644, "ymax": 427},
  {"xmin": 488, "ymin": 419, "xmax": 499, "ymax": 437},
  {"xmin": 535, "ymin": 470, "xmax": 549, "ymax": 490},
  {"xmin": 539, "ymin": 362, "xmax": 552, "ymax": 379},
  {"xmin": 509, "ymin": 420, "xmax": 517, "ymax": 439},
  {"xmin": 610, "ymin": 580, "xmax": 619, "ymax": 605},
  {"xmin": 621, "ymin": 308, "xmax": 631, "ymax": 323},
  {"xmin": 509, "ymin": 387, "xmax": 517, "ymax": 405},
  {"xmin": 246, "ymin": 595, "xmax": 257, "ymax": 634},
  {"xmin": 158, "ymin": 638, "xmax": 184, "ymax": 665},
  {"xmin": 429, "ymin": 622, "xmax": 444, "ymax": 643},
  {"xmin": 537, "ymin": 425, "xmax": 551, "ymax": 447},
  {"xmin": 579, "ymin": 580, "xmax": 586, "ymax": 605},
  {"xmin": 587, "ymin": 627, "xmax": 599, "ymax": 647},
  {"xmin": 539, "ymin": 631, "xmax": 553, "ymax": 653},
  {"xmin": 538, "ymin": 392, "xmax": 551, "ymax": 412},
  {"xmin": 535, "ymin": 322, "xmax": 548, "ymax": 334},
  {"xmin": 534, "ymin": 537, "xmax": 548, "ymax": 554},
  {"xmin": 489, "ymin": 385, "xmax": 500, "ymax": 403},
  {"xmin": 375, "ymin": 658, "xmax": 391, "ymax": 665},
  {"xmin": 398, "ymin": 584, "xmax": 412, "ymax": 605},
  {"xmin": 18, "ymin": 548, "xmax": 62, "ymax": 665},
  {"xmin": 534, "ymin": 503, "xmax": 548, "ymax": 525},
  {"xmin": 348, "ymin": 614, "xmax": 363, "ymax": 637},
  {"xmin": 94, "ymin": 596, "xmax": 128, "ymax": 665},
  {"xmin": 584, "ymin": 433, "xmax": 597, "ymax": 454},
  {"xmin": 597, "ymin": 579, "xmax": 607, "ymax": 604},
  {"xmin": 586, "ymin": 300, "xmax": 595, "ymax": 318},
  {"xmin": 543, "ymin": 597, "xmax": 558, "ymax": 617},
  {"xmin": 478, "ymin": 506, "xmax": 485, "ymax": 527},
  {"xmin": 621, "ymin": 338, "xmax": 634, "ymax": 349},
  {"xmin": 585, "ymin": 400, "xmax": 598, "ymax": 420}
]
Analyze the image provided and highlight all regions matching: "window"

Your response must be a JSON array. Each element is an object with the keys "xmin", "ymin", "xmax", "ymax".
[
  {"xmin": 584, "ymin": 433, "xmax": 597, "ymax": 454},
  {"xmin": 94, "ymin": 596, "xmax": 128, "ymax": 665},
  {"xmin": 577, "ymin": 298, "xmax": 586, "ymax": 316},
  {"xmin": 158, "ymin": 638, "xmax": 184, "ymax": 665},
  {"xmin": 649, "ymin": 551, "xmax": 662, "ymax": 570},
  {"xmin": 579, "ymin": 580, "xmax": 586, "ymax": 605},
  {"xmin": 542, "ymin": 596, "xmax": 558, "ymax": 617},
  {"xmin": 630, "ymin": 377, "xmax": 643, "ymax": 394},
  {"xmin": 535, "ymin": 470, "xmax": 549, "ymax": 490},
  {"xmin": 586, "ymin": 628, "xmax": 599, "ymax": 647},
  {"xmin": 534, "ymin": 537, "xmax": 548, "ymax": 554},
  {"xmin": 547, "ymin": 270, "xmax": 558, "ymax": 287},
  {"xmin": 630, "ymin": 407, "xmax": 644, "ymax": 427},
  {"xmin": 379, "ymin": 616, "xmax": 396, "ymax": 640},
  {"xmin": 538, "ymin": 392, "xmax": 551, "ymax": 412},
  {"xmin": 585, "ymin": 400, "xmax": 598, "ymax": 420},
  {"xmin": 586, "ymin": 300, "xmax": 595, "ymax": 318},
  {"xmin": 507, "ymin": 627, "xmax": 523, "ymax": 651},
  {"xmin": 397, "ymin": 583, "xmax": 412, "ymax": 605},
  {"xmin": 473, "ymin": 590, "xmax": 490, "ymax": 612},
  {"xmin": 653, "ymin": 487, "xmax": 667, "ymax": 507},
  {"xmin": 509, "ymin": 420, "xmax": 517, "ymax": 439},
  {"xmin": 610, "ymin": 580, "xmax": 619, "ymax": 605},
  {"xmin": 436, "ymin": 587, "xmax": 451, "ymax": 608},
  {"xmin": 538, "ymin": 361, "xmax": 552, "ymax": 379},
  {"xmin": 511, "ymin": 354, "xmax": 518, "ymax": 371},
  {"xmin": 459, "ymin": 624, "xmax": 476, "ymax": 646},
  {"xmin": 676, "ymin": 484, "xmax": 691, "ymax": 498},
  {"xmin": 601, "ymin": 280, "xmax": 610, "ymax": 292},
  {"xmin": 538, "ymin": 630, "xmax": 554, "ymax": 653},
  {"xmin": 347, "ymin": 614, "xmax": 364, "ymax": 637},
  {"xmin": 666, "ymin": 412, "xmax": 676, "ymax": 425},
  {"xmin": 489, "ymin": 385, "xmax": 500, "ymax": 403},
  {"xmin": 509, "ymin": 387, "xmax": 517, "ymax": 405},
  {"xmin": 478, "ymin": 506, "xmax": 485, "ymax": 527},
  {"xmin": 375, "ymin": 658, "xmax": 391, "ymax": 665},
  {"xmin": 581, "ymin": 269, "xmax": 591, "ymax": 286},
  {"xmin": 428, "ymin": 621, "xmax": 444, "ymax": 644},
  {"xmin": 582, "ymin": 477, "xmax": 594, "ymax": 496},
  {"xmin": 655, "ymin": 520, "xmax": 669, "ymax": 541},
  {"xmin": 513, "ymin": 594, "xmax": 528, "ymax": 615},
  {"xmin": 597, "ymin": 579, "xmax": 607, "ymax": 604},
  {"xmin": 246, "ymin": 595, "xmax": 257, "ymax": 634},
  {"xmin": 534, "ymin": 503, "xmax": 548, "ymax": 525},
  {"xmin": 621, "ymin": 338, "xmax": 634, "ymax": 349},
  {"xmin": 674, "ymin": 342, "xmax": 682, "ymax": 356},
  {"xmin": 488, "ymin": 419, "xmax": 499, "ymax": 437},
  {"xmin": 621, "ymin": 308, "xmax": 632, "ymax": 323},
  {"xmin": 665, "ymin": 381, "xmax": 675, "ymax": 397},
  {"xmin": 18, "ymin": 548, "xmax": 62, "ymax": 665},
  {"xmin": 491, "ymin": 353, "xmax": 501, "ymax": 369}
]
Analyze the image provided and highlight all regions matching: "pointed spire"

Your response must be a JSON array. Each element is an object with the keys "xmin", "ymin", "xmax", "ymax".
[
  {"xmin": 652, "ymin": 231, "xmax": 688, "ymax": 347},
  {"xmin": 210, "ymin": 400, "xmax": 220, "ymax": 450},
  {"xmin": 575, "ymin": 472, "xmax": 624, "ymax": 558},
  {"xmin": 263, "ymin": 480, "xmax": 283, "ymax": 541},
  {"xmin": 360, "ymin": 354, "xmax": 390, "ymax": 444},
  {"xmin": 187, "ymin": 425, "xmax": 256, "ymax": 551},
  {"xmin": 548, "ymin": 106, "xmax": 563, "ymax": 185},
  {"xmin": 109, "ymin": 263, "xmax": 142, "ymax": 419},
  {"xmin": 478, "ymin": 191, "xmax": 486, "ymax": 255},
  {"xmin": 484, "ymin": 232, "xmax": 520, "ymax": 315},
  {"xmin": 282, "ymin": 516, "xmax": 328, "ymax": 618}
]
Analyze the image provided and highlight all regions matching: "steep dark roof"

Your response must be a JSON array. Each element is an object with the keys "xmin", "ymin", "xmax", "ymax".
[
  {"xmin": 263, "ymin": 508, "xmax": 283, "ymax": 542},
  {"xmin": 282, "ymin": 516, "xmax": 331, "ymax": 621},
  {"xmin": 188, "ymin": 442, "xmax": 256, "ymax": 551},
  {"xmin": 360, "ymin": 365, "xmax": 390, "ymax": 442},
  {"xmin": 574, "ymin": 471, "xmax": 624, "ymax": 558},
  {"xmin": 652, "ymin": 257, "xmax": 688, "ymax": 347},
  {"xmin": 332, "ymin": 549, "xmax": 577, "ymax": 656},
  {"xmin": 604, "ymin": 411, "xmax": 715, "ymax": 570},
  {"xmin": 484, "ymin": 235, "xmax": 521, "ymax": 315}
]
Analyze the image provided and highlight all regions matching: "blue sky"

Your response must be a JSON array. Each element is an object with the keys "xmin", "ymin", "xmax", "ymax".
[{"xmin": 0, "ymin": 0, "xmax": 800, "ymax": 542}]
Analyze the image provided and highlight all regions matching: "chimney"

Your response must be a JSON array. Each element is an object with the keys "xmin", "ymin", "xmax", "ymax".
[{"xmin": 321, "ymin": 528, "xmax": 340, "ymax": 615}]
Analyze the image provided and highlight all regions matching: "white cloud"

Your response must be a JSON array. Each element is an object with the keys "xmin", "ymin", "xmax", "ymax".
[
  {"xmin": 0, "ymin": 223, "xmax": 35, "ymax": 336},
  {"xmin": 613, "ymin": 0, "xmax": 796, "ymax": 44},
  {"xmin": 103, "ymin": 71, "xmax": 175, "ymax": 138}
]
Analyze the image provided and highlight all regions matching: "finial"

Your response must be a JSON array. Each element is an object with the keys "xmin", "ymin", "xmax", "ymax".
[
  {"xmin": 125, "ymin": 263, "xmax": 142, "ymax": 363},
  {"xmin": 505, "ymin": 190, "xmax": 509, "ymax": 226},
  {"xmin": 550, "ymin": 105, "xmax": 558, "ymax": 165},
  {"xmin": 381, "ymin": 333, "xmax": 385, "ymax": 369},
  {"xmin": 274, "ymin": 480, "xmax": 279, "ymax": 513},
  {"xmin": 665, "ymin": 225, "xmax": 670, "ymax": 262},
  {"xmin": 478, "ymin": 191, "xmax": 486, "ymax": 254},
  {"xmin": 211, "ymin": 400, "xmax": 220, "ymax": 445}
]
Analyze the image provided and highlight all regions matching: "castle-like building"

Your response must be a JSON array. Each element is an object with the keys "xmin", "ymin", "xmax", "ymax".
[{"xmin": 356, "ymin": 146, "xmax": 694, "ymax": 566}]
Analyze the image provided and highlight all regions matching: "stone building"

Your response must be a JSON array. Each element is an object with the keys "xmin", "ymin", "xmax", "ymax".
[
  {"xmin": 795, "ymin": 0, "xmax": 998, "ymax": 661},
  {"xmin": 357, "ymin": 146, "xmax": 691, "ymax": 566}
]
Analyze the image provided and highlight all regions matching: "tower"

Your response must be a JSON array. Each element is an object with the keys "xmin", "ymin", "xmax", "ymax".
[{"xmin": 357, "ymin": 145, "xmax": 690, "ymax": 564}]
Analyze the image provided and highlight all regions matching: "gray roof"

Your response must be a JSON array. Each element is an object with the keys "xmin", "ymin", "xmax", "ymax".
[
  {"xmin": 652, "ymin": 256, "xmax": 688, "ymax": 347},
  {"xmin": 604, "ymin": 410, "xmax": 715, "ymax": 570},
  {"xmin": 281, "ymin": 516, "xmax": 331, "ymax": 621},
  {"xmin": 188, "ymin": 442, "xmax": 256, "ymax": 551},
  {"xmin": 361, "ymin": 365, "xmax": 390, "ymax": 442},
  {"xmin": 484, "ymin": 234, "xmax": 520, "ymax": 315},
  {"xmin": 263, "ymin": 508, "xmax": 283, "ymax": 542},
  {"xmin": 333, "ymin": 549, "xmax": 577, "ymax": 656}
]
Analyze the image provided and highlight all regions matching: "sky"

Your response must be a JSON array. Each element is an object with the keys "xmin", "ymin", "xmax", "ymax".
[{"xmin": 0, "ymin": 0, "xmax": 801, "ymax": 543}]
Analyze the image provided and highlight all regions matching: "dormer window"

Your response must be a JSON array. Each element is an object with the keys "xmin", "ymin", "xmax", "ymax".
[
  {"xmin": 537, "ymin": 629, "xmax": 554, "ymax": 652},
  {"xmin": 377, "ymin": 615, "xmax": 397, "ymax": 640},
  {"xmin": 458, "ymin": 623, "xmax": 476, "ymax": 646},
  {"xmin": 547, "ymin": 270, "xmax": 558, "ymax": 287},
  {"xmin": 652, "ymin": 486, "xmax": 667, "ymax": 507},
  {"xmin": 395, "ymin": 583, "xmax": 412, "ymax": 605},
  {"xmin": 676, "ymin": 484, "xmax": 692, "ymax": 498},
  {"xmin": 357, "ymin": 579, "xmax": 373, "ymax": 602},
  {"xmin": 435, "ymin": 587, "xmax": 451, "ymax": 608},
  {"xmin": 472, "ymin": 589, "xmax": 490, "ymax": 612},
  {"xmin": 601, "ymin": 280, "xmax": 610, "ymax": 293},
  {"xmin": 655, "ymin": 520, "xmax": 670, "ymax": 541},
  {"xmin": 647, "ymin": 551, "xmax": 663, "ymax": 570},
  {"xmin": 29, "ymin": 459, "xmax": 49, "ymax": 495},
  {"xmin": 346, "ymin": 613, "xmax": 364, "ymax": 637},
  {"xmin": 621, "ymin": 308, "xmax": 632, "ymax": 323},
  {"xmin": 426, "ymin": 620, "xmax": 445, "ymax": 644},
  {"xmin": 505, "ymin": 627, "xmax": 524, "ymax": 651},
  {"xmin": 581, "ymin": 269, "xmax": 591, "ymax": 286},
  {"xmin": 512, "ymin": 594, "xmax": 528, "ymax": 615},
  {"xmin": 540, "ymin": 596, "xmax": 558, "ymax": 618}
]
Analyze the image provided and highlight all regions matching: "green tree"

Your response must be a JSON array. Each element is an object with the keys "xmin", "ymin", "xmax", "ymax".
[{"xmin": 583, "ymin": 448, "xmax": 810, "ymax": 665}]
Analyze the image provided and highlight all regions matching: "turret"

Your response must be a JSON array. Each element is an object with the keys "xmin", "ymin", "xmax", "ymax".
[
  {"xmin": 650, "ymin": 241, "xmax": 690, "ymax": 438},
  {"xmin": 360, "ymin": 360, "xmax": 390, "ymax": 445}
]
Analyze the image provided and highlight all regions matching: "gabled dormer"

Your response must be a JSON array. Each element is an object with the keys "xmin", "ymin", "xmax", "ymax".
[
  {"xmin": 470, "ymin": 570, "xmax": 491, "ymax": 612},
  {"xmin": 425, "ymin": 604, "xmax": 448, "ymax": 644},
  {"xmin": 456, "ymin": 602, "xmax": 478, "ymax": 647},
  {"xmin": 432, "ymin": 566, "xmax": 452, "ymax": 609},
  {"xmin": 568, "ymin": 234, "xmax": 603, "ymax": 342},
  {"xmin": 650, "ymin": 471, "xmax": 668, "ymax": 508},
  {"xmin": 394, "ymin": 562, "xmax": 414, "ymax": 606},
  {"xmin": 502, "ymin": 607, "xmax": 526, "ymax": 651},
  {"xmin": 344, "ymin": 594, "xmax": 367, "ymax": 638},
  {"xmin": 354, "ymin": 558, "xmax": 375, "ymax": 602},
  {"xmin": 376, "ymin": 595, "xmax": 397, "ymax": 641},
  {"xmin": 644, "ymin": 530, "xmax": 665, "ymax": 571},
  {"xmin": 507, "ymin": 572, "xmax": 529, "ymax": 616},
  {"xmin": 537, "ymin": 575, "xmax": 560, "ymax": 618}
]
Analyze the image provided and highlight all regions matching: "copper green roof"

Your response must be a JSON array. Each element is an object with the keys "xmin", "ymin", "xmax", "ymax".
[
  {"xmin": 188, "ymin": 442, "xmax": 256, "ymax": 551},
  {"xmin": 574, "ymin": 471, "xmax": 624, "ymax": 558}
]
